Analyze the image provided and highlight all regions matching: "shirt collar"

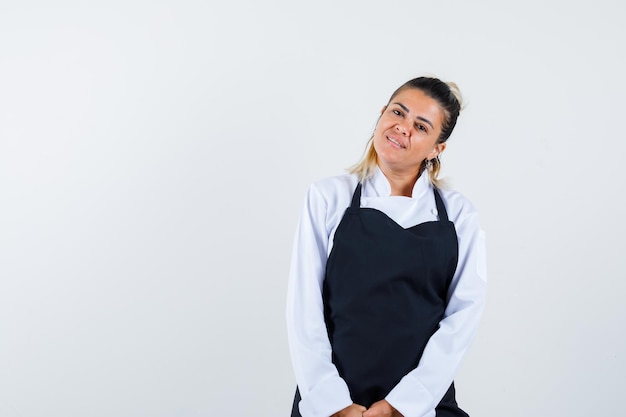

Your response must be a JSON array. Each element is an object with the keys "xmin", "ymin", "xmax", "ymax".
[{"xmin": 365, "ymin": 165, "xmax": 431, "ymax": 198}]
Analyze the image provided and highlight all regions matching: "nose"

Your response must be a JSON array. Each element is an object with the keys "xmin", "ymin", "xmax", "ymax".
[{"xmin": 395, "ymin": 120, "xmax": 410, "ymax": 136}]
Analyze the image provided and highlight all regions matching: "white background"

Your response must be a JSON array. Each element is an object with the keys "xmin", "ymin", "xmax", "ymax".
[{"xmin": 1, "ymin": 1, "xmax": 625, "ymax": 416}]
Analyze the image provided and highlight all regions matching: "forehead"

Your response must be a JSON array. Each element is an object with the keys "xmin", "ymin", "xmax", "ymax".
[{"xmin": 391, "ymin": 88, "xmax": 442, "ymax": 112}]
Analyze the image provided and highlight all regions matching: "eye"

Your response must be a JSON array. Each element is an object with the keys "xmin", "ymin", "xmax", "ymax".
[
  {"xmin": 392, "ymin": 109, "xmax": 403, "ymax": 116},
  {"xmin": 415, "ymin": 123, "xmax": 428, "ymax": 133}
]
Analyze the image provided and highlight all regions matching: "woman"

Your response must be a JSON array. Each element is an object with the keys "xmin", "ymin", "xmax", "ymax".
[{"xmin": 286, "ymin": 77, "xmax": 487, "ymax": 417}]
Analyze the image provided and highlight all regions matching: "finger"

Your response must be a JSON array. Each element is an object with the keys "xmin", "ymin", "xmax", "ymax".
[{"xmin": 362, "ymin": 409, "xmax": 375, "ymax": 417}]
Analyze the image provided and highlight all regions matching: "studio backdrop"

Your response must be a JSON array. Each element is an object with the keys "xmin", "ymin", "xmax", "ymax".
[{"xmin": 1, "ymin": 1, "xmax": 624, "ymax": 416}]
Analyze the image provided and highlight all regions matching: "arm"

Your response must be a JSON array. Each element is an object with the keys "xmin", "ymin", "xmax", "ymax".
[
  {"xmin": 385, "ymin": 202, "xmax": 488, "ymax": 417},
  {"xmin": 286, "ymin": 184, "xmax": 354, "ymax": 417}
]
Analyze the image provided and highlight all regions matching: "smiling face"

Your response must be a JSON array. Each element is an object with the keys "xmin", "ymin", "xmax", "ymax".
[{"xmin": 373, "ymin": 88, "xmax": 446, "ymax": 177}]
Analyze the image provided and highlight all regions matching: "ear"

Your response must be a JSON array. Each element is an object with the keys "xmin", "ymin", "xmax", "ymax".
[{"xmin": 429, "ymin": 142, "xmax": 447, "ymax": 159}]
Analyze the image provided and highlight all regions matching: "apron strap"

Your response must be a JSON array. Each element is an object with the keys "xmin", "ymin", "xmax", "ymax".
[
  {"xmin": 351, "ymin": 183, "xmax": 363, "ymax": 208},
  {"xmin": 433, "ymin": 188, "xmax": 449, "ymax": 222}
]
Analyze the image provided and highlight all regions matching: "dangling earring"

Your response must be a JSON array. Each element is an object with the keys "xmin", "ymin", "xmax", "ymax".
[{"xmin": 425, "ymin": 158, "xmax": 433, "ymax": 171}]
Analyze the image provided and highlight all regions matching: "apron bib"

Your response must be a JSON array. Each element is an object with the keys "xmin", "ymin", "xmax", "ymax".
[{"xmin": 292, "ymin": 183, "xmax": 468, "ymax": 417}]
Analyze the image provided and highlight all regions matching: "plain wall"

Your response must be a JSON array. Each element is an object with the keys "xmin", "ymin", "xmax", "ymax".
[{"xmin": 1, "ymin": 1, "xmax": 625, "ymax": 416}]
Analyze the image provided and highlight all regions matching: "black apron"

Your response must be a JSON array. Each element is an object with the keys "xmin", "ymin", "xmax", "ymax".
[{"xmin": 291, "ymin": 183, "xmax": 468, "ymax": 417}]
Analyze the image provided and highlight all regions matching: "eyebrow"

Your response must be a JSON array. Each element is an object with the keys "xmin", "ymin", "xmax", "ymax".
[{"xmin": 392, "ymin": 102, "xmax": 434, "ymax": 129}]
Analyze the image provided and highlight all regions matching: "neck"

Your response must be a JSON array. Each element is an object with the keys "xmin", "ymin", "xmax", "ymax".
[{"xmin": 378, "ymin": 165, "xmax": 420, "ymax": 197}]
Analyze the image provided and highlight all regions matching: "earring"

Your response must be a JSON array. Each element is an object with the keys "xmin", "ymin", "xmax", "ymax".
[{"xmin": 425, "ymin": 158, "xmax": 433, "ymax": 171}]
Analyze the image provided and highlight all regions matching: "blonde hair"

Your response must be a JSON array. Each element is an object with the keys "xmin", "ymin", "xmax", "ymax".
[{"xmin": 349, "ymin": 77, "xmax": 464, "ymax": 188}]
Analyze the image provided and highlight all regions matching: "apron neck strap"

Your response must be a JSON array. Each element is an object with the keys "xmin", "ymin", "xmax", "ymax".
[
  {"xmin": 351, "ymin": 183, "xmax": 363, "ymax": 208},
  {"xmin": 433, "ymin": 188, "xmax": 449, "ymax": 222}
]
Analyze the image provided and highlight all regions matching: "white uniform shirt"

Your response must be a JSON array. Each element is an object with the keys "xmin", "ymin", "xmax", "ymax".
[{"xmin": 286, "ymin": 167, "xmax": 487, "ymax": 417}]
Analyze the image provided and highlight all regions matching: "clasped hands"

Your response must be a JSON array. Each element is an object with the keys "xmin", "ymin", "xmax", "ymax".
[{"xmin": 330, "ymin": 400, "xmax": 403, "ymax": 417}]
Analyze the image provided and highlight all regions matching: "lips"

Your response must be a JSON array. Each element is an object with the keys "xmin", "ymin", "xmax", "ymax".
[{"xmin": 386, "ymin": 136, "xmax": 406, "ymax": 149}]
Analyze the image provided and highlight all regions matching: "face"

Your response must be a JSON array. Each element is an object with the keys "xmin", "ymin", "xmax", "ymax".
[{"xmin": 373, "ymin": 88, "xmax": 446, "ymax": 176}]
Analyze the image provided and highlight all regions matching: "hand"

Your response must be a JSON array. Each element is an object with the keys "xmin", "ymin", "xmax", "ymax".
[
  {"xmin": 331, "ymin": 403, "xmax": 367, "ymax": 417},
  {"xmin": 362, "ymin": 400, "xmax": 403, "ymax": 417}
]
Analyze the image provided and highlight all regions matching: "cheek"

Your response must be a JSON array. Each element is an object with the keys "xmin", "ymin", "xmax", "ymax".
[
  {"xmin": 373, "ymin": 131, "xmax": 387, "ymax": 149},
  {"xmin": 373, "ymin": 123, "xmax": 385, "ymax": 138},
  {"xmin": 372, "ymin": 136, "xmax": 389, "ymax": 159},
  {"xmin": 372, "ymin": 127, "xmax": 383, "ymax": 145}
]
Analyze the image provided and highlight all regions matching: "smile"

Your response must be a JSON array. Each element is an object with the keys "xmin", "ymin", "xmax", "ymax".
[{"xmin": 386, "ymin": 136, "xmax": 406, "ymax": 149}]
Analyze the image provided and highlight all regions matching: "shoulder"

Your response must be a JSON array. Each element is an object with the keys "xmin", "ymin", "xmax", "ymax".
[
  {"xmin": 437, "ymin": 187, "xmax": 480, "ymax": 226},
  {"xmin": 298, "ymin": 173, "xmax": 359, "ymax": 229},
  {"xmin": 308, "ymin": 172, "xmax": 359, "ymax": 206}
]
